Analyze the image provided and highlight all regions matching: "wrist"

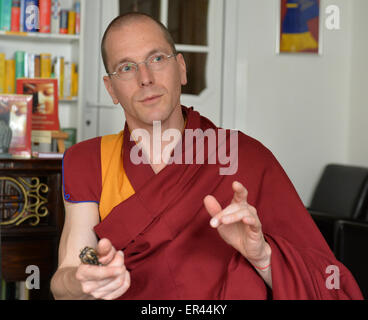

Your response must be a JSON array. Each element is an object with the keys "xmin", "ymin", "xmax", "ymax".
[{"xmin": 248, "ymin": 242, "xmax": 272, "ymax": 271}]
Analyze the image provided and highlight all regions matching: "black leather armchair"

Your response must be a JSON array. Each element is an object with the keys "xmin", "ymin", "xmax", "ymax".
[
  {"xmin": 308, "ymin": 164, "xmax": 368, "ymax": 249},
  {"xmin": 334, "ymin": 220, "xmax": 368, "ymax": 299}
]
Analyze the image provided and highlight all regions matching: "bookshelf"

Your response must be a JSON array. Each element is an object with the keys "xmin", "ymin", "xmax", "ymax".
[{"xmin": 0, "ymin": 0, "xmax": 86, "ymax": 142}]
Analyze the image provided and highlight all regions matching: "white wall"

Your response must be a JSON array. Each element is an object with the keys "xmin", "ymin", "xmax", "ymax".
[
  {"xmin": 228, "ymin": 0, "xmax": 354, "ymax": 205},
  {"xmin": 348, "ymin": 0, "xmax": 368, "ymax": 166}
]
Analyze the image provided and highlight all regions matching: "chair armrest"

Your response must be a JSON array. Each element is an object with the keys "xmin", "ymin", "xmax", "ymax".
[{"xmin": 334, "ymin": 219, "xmax": 368, "ymax": 299}]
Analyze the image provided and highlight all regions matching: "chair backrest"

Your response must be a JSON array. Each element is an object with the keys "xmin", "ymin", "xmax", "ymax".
[
  {"xmin": 309, "ymin": 164, "xmax": 368, "ymax": 220},
  {"xmin": 334, "ymin": 220, "xmax": 368, "ymax": 299}
]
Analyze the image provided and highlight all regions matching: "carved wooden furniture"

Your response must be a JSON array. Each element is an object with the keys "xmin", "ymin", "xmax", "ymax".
[{"xmin": 0, "ymin": 159, "xmax": 64, "ymax": 300}]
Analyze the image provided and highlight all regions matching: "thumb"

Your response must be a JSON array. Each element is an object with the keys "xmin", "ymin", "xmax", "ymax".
[
  {"xmin": 97, "ymin": 238, "xmax": 116, "ymax": 265},
  {"xmin": 203, "ymin": 195, "xmax": 222, "ymax": 218}
]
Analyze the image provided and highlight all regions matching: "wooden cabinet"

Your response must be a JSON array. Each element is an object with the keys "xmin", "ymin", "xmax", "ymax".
[{"xmin": 0, "ymin": 159, "xmax": 64, "ymax": 300}]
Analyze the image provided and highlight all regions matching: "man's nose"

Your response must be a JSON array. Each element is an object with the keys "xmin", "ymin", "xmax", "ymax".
[{"xmin": 137, "ymin": 63, "xmax": 154, "ymax": 87}]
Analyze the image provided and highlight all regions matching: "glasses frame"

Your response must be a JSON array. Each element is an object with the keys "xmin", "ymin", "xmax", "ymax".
[{"xmin": 107, "ymin": 52, "xmax": 178, "ymax": 80}]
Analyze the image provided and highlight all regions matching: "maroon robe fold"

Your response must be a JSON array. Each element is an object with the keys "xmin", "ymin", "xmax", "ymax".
[{"xmin": 66, "ymin": 106, "xmax": 363, "ymax": 299}]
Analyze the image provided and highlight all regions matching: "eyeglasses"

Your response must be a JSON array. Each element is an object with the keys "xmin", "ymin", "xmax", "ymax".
[{"xmin": 108, "ymin": 52, "xmax": 177, "ymax": 81}]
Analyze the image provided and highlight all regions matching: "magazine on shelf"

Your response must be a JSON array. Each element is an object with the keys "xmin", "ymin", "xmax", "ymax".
[
  {"xmin": 0, "ymin": 94, "xmax": 32, "ymax": 158},
  {"xmin": 16, "ymin": 78, "xmax": 60, "ymax": 131}
]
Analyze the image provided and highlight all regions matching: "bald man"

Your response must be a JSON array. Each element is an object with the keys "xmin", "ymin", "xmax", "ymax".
[{"xmin": 51, "ymin": 13, "xmax": 363, "ymax": 300}]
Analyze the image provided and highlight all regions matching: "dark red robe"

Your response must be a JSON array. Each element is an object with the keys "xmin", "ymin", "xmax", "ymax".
[{"xmin": 63, "ymin": 106, "xmax": 363, "ymax": 300}]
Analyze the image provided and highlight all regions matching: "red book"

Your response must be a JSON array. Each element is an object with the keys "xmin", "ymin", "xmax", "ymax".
[
  {"xmin": 39, "ymin": 0, "xmax": 51, "ymax": 33},
  {"xmin": 10, "ymin": 0, "xmax": 21, "ymax": 32},
  {"xmin": 16, "ymin": 78, "xmax": 60, "ymax": 131},
  {"xmin": 0, "ymin": 94, "xmax": 33, "ymax": 158}
]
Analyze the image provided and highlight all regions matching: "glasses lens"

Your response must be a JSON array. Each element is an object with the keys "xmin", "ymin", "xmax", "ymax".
[
  {"xmin": 148, "ymin": 54, "xmax": 169, "ymax": 71},
  {"xmin": 117, "ymin": 62, "xmax": 137, "ymax": 79}
]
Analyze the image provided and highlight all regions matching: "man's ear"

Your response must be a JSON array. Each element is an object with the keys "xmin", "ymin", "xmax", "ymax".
[
  {"xmin": 176, "ymin": 53, "xmax": 187, "ymax": 86},
  {"xmin": 103, "ymin": 76, "xmax": 119, "ymax": 105}
]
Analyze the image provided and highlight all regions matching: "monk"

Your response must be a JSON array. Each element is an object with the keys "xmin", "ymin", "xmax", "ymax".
[{"xmin": 50, "ymin": 12, "xmax": 363, "ymax": 300}]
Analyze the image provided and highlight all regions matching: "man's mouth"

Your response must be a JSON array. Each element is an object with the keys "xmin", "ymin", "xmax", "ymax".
[{"xmin": 139, "ymin": 95, "xmax": 163, "ymax": 104}]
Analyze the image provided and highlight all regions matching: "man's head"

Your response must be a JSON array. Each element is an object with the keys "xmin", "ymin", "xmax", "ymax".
[{"xmin": 102, "ymin": 12, "xmax": 187, "ymax": 128}]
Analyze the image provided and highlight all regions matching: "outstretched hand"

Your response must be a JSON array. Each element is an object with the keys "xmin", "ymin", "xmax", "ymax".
[{"xmin": 203, "ymin": 181, "xmax": 271, "ymax": 266}]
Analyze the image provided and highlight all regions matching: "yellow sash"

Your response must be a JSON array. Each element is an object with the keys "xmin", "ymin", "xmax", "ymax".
[{"xmin": 99, "ymin": 131, "xmax": 135, "ymax": 221}]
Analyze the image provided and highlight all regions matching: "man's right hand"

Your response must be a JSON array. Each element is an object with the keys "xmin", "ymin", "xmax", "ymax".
[{"xmin": 75, "ymin": 238, "xmax": 131, "ymax": 300}]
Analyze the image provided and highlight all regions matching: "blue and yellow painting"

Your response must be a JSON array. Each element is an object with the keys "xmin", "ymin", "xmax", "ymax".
[{"xmin": 280, "ymin": 0, "xmax": 320, "ymax": 53}]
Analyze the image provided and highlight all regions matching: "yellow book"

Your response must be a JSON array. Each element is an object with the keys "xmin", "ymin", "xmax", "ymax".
[
  {"xmin": 60, "ymin": 57, "xmax": 64, "ymax": 98},
  {"xmin": 0, "ymin": 53, "xmax": 6, "ymax": 93},
  {"xmin": 68, "ymin": 11, "xmax": 76, "ymax": 35},
  {"xmin": 5, "ymin": 59, "xmax": 15, "ymax": 93},
  {"xmin": 71, "ymin": 63, "xmax": 78, "ymax": 96},
  {"xmin": 40, "ymin": 53, "xmax": 52, "ymax": 78}
]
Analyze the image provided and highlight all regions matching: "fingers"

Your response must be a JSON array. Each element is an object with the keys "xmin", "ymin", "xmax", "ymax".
[
  {"xmin": 108, "ymin": 250, "xmax": 125, "ymax": 267},
  {"xmin": 203, "ymin": 195, "xmax": 222, "ymax": 217},
  {"xmin": 92, "ymin": 270, "xmax": 131, "ymax": 300},
  {"xmin": 76, "ymin": 264, "xmax": 123, "ymax": 282},
  {"xmin": 76, "ymin": 250, "xmax": 130, "ymax": 300},
  {"xmin": 210, "ymin": 203, "xmax": 261, "ymax": 232},
  {"xmin": 232, "ymin": 181, "xmax": 248, "ymax": 204}
]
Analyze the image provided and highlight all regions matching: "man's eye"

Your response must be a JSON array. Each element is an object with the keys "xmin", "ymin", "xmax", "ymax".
[
  {"xmin": 152, "ymin": 55, "xmax": 164, "ymax": 63},
  {"xmin": 120, "ymin": 64, "xmax": 134, "ymax": 72}
]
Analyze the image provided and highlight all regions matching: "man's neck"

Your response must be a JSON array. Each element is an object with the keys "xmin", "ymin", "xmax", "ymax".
[{"xmin": 127, "ymin": 107, "xmax": 186, "ymax": 174}]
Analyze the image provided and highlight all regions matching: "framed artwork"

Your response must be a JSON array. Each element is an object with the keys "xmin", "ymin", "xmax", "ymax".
[
  {"xmin": 277, "ymin": 0, "xmax": 321, "ymax": 54},
  {"xmin": 16, "ymin": 78, "xmax": 60, "ymax": 131},
  {"xmin": 0, "ymin": 94, "xmax": 33, "ymax": 158}
]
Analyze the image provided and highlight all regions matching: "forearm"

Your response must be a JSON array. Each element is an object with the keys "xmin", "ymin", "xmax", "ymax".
[{"xmin": 50, "ymin": 266, "xmax": 95, "ymax": 300}]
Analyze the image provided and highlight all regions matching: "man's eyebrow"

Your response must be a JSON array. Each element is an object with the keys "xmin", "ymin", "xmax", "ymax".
[{"xmin": 112, "ymin": 48, "xmax": 170, "ymax": 71}]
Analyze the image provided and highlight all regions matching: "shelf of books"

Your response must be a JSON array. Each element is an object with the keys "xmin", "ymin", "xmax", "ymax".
[{"xmin": 0, "ymin": 0, "xmax": 84, "ymax": 165}]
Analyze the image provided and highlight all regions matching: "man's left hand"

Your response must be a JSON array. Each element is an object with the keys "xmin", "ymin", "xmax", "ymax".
[{"xmin": 203, "ymin": 181, "xmax": 271, "ymax": 267}]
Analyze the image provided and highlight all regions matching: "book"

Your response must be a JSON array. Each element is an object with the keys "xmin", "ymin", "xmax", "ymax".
[
  {"xmin": 0, "ymin": 93, "xmax": 33, "ymax": 158},
  {"xmin": 15, "ymin": 50, "xmax": 25, "ymax": 79},
  {"xmin": 23, "ymin": 52, "xmax": 28, "ymax": 77},
  {"xmin": 67, "ymin": 10, "xmax": 74, "ymax": 34},
  {"xmin": 52, "ymin": 56, "xmax": 64, "ymax": 97},
  {"xmin": 20, "ymin": 0, "xmax": 25, "ymax": 31},
  {"xmin": 59, "ymin": 8, "xmax": 67, "ymax": 34},
  {"xmin": 61, "ymin": 127, "xmax": 76, "ymax": 150},
  {"xmin": 26, "ymin": 53, "xmax": 35, "ymax": 78},
  {"xmin": 32, "ymin": 151, "xmax": 63, "ymax": 158},
  {"xmin": 71, "ymin": 62, "xmax": 78, "ymax": 97},
  {"xmin": 40, "ymin": 53, "xmax": 51, "ymax": 78},
  {"xmin": 5, "ymin": 59, "xmax": 15, "ymax": 93},
  {"xmin": 0, "ymin": 53, "xmax": 5, "ymax": 93},
  {"xmin": 0, "ymin": 0, "xmax": 12, "ymax": 31},
  {"xmin": 63, "ymin": 61, "xmax": 71, "ymax": 97},
  {"xmin": 74, "ymin": 1, "xmax": 80, "ymax": 34},
  {"xmin": 39, "ymin": 0, "xmax": 51, "ymax": 33},
  {"xmin": 23, "ymin": 0, "xmax": 39, "ymax": 32},
  {"xmin": 50, "ymin": 0, "xmax": 60, "ymax": 33},
  {"xmin": 16, "ymin": 78, "xmax": 60, "ymax": 131},
  {"xmin": 10, "ymin": 0, "xmax": 21, "ymax": 32},
  {"xmin": 34, "ymin": 54, "xmax": 40, "ymax": 77}
]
